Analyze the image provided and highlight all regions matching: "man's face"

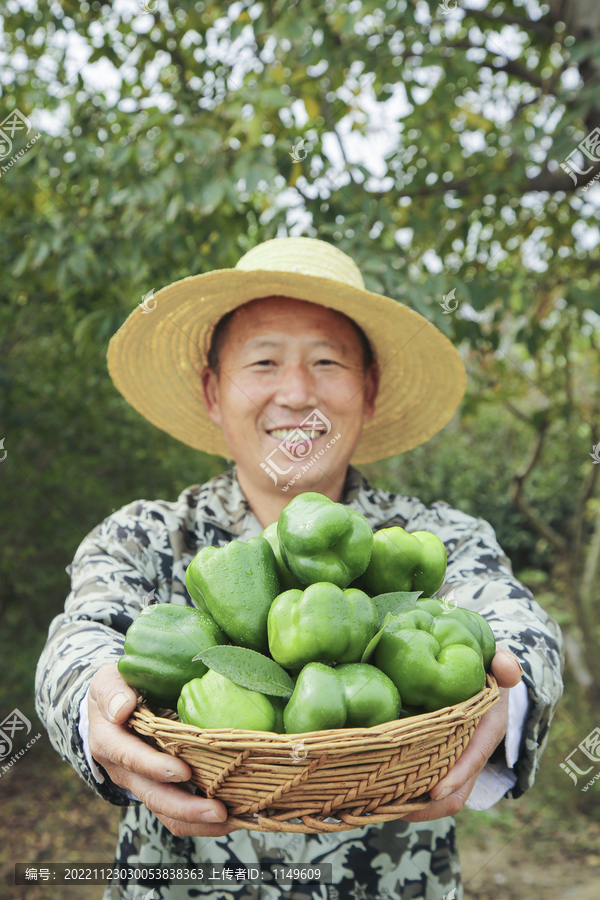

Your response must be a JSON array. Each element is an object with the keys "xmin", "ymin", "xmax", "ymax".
[{"xmin": 202, "ymin": 296, "xmax": 378, "ymax": 497}]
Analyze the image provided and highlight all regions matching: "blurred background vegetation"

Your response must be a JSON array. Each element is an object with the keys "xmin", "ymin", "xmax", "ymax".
[{"xmin": 1, "ymin": 0, "xmax": 600, "ymax": 861}]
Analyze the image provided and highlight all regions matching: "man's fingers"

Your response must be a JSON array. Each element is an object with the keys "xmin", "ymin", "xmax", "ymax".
[
  {"xmin": 491, "ymin": 647, "xmax": 523, "ymax": 688},
  {"xmin": 89, "ymin": 705, "xmax": 191, "ymax": 783},
  {"xmin": 89, "ymin": 662, "xmax": 138, "ymax": 723},
  {"xmin": 87, "ymin": 663, "xmax": 239, "ymax": 835},
  {"xmin": 121, "ymin": 775, "xmax": 232, "ymax": 831},
  {"xmin": 155, "ymin": 812, "xmax": 238, "ymax": 838},
  {"xmin": 88, "ymin": 663, "xmax": 191, "ymax": 783},
  {"xmin": 400, "ymin": 775, "xmax": 477, "ymax": 823},
  {"xmin": 425, "ymin": 647, "xmax": 520, "ymax": 802},
  {"xmin": 429, "ymin": 687, "xmax": 509, "ymax": 801}
]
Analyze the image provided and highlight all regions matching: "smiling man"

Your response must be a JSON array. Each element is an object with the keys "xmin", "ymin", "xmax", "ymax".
[
  {"xmin": 201, "ymin": 295, "xmax": 378, "ymax": 523},
  {"xmin": 35, "ymin": 237, "xmax": 563, "ymax": 900}
]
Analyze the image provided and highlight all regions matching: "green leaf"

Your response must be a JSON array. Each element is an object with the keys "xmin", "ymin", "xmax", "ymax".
[
  {"xmin": 165, "ymin": 195, "xmax": 181, "ymax": 224},
  {"xmin": 259, "ymin": 87, "xmax": 291, "ymax": 108},
  {"xmin": 12, "ymin": 248, "xmax": 33, "ymax": 278},
  {"xmin": 200, "ymin": 180, "xmax": 225, "ymax": 210},
  {"xmin": 32, "ymin": 242, "xmax": 50, "ymax": 269},
  {"xmin": 192, "ymin": 646, "xmax": 294, "ymax": 697},
  {"xmin": 200, "ymin": 128, "xmax": 224, "ymax": 153},
  {"xmin": 245, "ymin": 163, "xmax": 277, "ymax": 193},
  {"xmin": 371, "ymin": 591, "xmax": 421, "ymax": 625},
  {"xmin": 361, "ymin": 613, "xmax": 392, "ymax": 663}
]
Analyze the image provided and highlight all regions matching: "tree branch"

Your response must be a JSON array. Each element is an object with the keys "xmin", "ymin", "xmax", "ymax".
[
  {"xmin": 391, "ymin": 161, "xmax": 600, "ymax": 199},
  {"xmin": 526, "ymin": 162, "xmax": 600, "ymax": 192},
  {"xmin": 514, "ymin": 92, "xmax": 543, "ymax": 117},
  {"xmin": 292, "ymin": 183, "xmax": 316, "ymax": 205},
  {"xmin": 509, "ymin": 417, "xmax": 569, "ymax": 553},
  {"xmin": 571, "ymin": 462, "xmax": 599, "ymax": 551},
  {"xmin": 321, "ymin": 97, "xmax": 350, "ymax": 167},
  {"xmin": 487, "ymin": 58, "xmax": 545, "ymax": 89},
  {"xmin": 465, "ymin": 7, "xmax": 556, "ymax": 41},
  {"xmin": 153, "ymin": 11, "xmax": 193, "ymax": 95},
  {"xmin": 445, "ymin": 42, "xmax": 545, "ymax": 89},
  {"xmin": 169, "ymin": 44, "xmax": 194, "ymax": 95},
  {"xmin": 504, "ymin": 400, "xmax": 531, "ymax": 423},
  {"xmin": 581, "ymin": 489, "xmax": 600, "ymax": 615}
]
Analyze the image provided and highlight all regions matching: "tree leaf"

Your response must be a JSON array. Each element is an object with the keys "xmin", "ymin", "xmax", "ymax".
[
  {"xmin": 361, "ymin": 612, "xmax": 393, "ymax": 663},
  {"xmin": 192, "ymin": 646, "xmax": 294, "ymax": 697},
  {"xmin": 200, "ymin": 180, "xmax": 225, "ymax": 211},
  {"xmin": 371, "ymin": 591, "xmax": 421, "ymax": 625},
  {"xmin": 304, "ymin": 96, "xmax": 321, "ymax": 119},
  {"xmin": 165, "ymin": 195, "xmax": 181, "ymax": 224}
]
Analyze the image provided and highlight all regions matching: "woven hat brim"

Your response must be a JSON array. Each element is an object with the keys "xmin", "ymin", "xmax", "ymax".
[{"xmin": 107, "ymin": 269, "xmax": 466, "ymax": 464}]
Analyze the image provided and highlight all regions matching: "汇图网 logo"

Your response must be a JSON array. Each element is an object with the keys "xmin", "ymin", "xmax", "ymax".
[
  {"xmin": 559, "ymin": 726, "xmax": 600, "ymax": 789},
  {"xmin": 0, "ymin": 709, "xmax": 32, "ymax": 761},
  {"xmin": 0, "ymin": 109, "xmax": 32, "ymax": 161},
  {"xmin": 290, "ymin": 740, "xmax": 308, "ymax": 763},
  {"xmin": 560, "ymin": 126, "xmax": 600, "ymax": 187},
  {"xmin": 261, "ymin": 409, "xmax": 332, "ymax": 486},
  {"xmin": 289, "ymin": 138, "xmax": 308, "ymax": 162}
]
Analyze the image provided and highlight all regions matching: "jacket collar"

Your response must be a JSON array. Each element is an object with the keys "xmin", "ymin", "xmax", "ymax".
[{"xmin": 195, "ymin": 464, "xmax": 373, "ymax": 540}]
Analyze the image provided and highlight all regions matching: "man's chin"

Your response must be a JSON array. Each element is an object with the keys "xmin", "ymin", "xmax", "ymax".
[{"xmin": 277, "ymin": 458, "xmax": 340, "ymax": 495}]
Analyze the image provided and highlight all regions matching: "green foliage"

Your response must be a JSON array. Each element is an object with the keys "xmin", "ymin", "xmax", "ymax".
[
  {"xmin": 1, "ymin": 0, "xmax": 600, "ymax": 824},
  {"xmin": 363, "ymin": 401, "xmax": 587, "ymax": 574}
]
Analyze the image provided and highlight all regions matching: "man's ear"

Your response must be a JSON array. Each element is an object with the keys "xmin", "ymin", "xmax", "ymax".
[
  {"xmin": 201, "ymin": 365, "xmax": 222, "ymax": 426},
  {"xmin": 363, "ymin": 361, "xmax": 380, "ymax": 422}
]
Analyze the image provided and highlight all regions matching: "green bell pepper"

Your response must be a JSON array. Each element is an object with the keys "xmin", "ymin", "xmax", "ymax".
[
  {"xmin": 356, "ymin": 526, "xmax": 446, "ymax": 598},
  {"xmin": 284, "ymin": 663, "xmax": 346, "ymax": 734},
  {"xmin": 277, "ymin": 492, "xmax": 373, "ymax": 589},
  {"xmin": 268, "ymin": 582, "xmax": 378, "ymax": 668},
  {"xmin": 117, "ymin": 603, "xmax": 227, "ymax": 709},
  {"xmin": 185, "ymin": 565, "xmax": 209, "ymax": 615},
  {"xmin": 374, "ymin": 607, "xmax": 488, "ymax": 712},
  {"xmin": 261, "ymin": 522, "xmax": 304, "ymax": 592},
  {"xmin": 283, "ymin": 662, "xmax": 400, "ymax": 734},
  {"xmin": 417, "ymin": 598, "xmax": 496, "ymax": 669},
  {"xmin": 185, "ymin": 536, "xmax": 279, "ymax": 654},
  {"xmin": 336, "ymin": 663, "xmax": 401, "ymax": 728},
  {"xmin": 178, "ymin": 669, "xmax": 285, "ymax": 732}
]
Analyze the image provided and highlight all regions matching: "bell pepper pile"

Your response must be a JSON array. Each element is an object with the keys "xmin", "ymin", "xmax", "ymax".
[{"xmin": 118, "ymin": 492, "xmax": 495, "ymax": 735}]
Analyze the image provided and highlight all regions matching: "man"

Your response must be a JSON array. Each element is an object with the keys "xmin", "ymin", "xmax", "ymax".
[{"xmin": 36, "ymin": 237, "xmax": 563, "ymax": 899}]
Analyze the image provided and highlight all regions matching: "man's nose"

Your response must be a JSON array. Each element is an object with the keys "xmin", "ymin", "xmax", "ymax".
[{"xmin": 273, "ymin": 365, "xmax": 318, "ymax": 410}]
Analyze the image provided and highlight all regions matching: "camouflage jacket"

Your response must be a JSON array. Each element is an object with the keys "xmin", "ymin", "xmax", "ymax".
[{"xmin": 35, "ymin": 466, "xmax": 564, "ymax": 900}]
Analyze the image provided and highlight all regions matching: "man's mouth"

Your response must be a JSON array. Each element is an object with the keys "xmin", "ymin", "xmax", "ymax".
[{"xmin": 267, "ymin": 427, "xmax": 326, "ymax": 442}]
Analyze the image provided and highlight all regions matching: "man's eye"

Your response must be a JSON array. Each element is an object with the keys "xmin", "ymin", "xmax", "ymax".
[
  {"xmin": 315, "ymin": 359, "xmax": 338, "ymax": 366},
  {"xmin": 253, "ymin": 359, "xmax": 276, "ymax": 366}
]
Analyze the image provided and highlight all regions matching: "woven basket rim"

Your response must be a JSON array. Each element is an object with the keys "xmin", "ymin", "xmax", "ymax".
[
  {"xmin": 130, "ymin": 673, "xmax": 499, "ymax": 745},
  {"xmin": 127, "ymin": 675, "xmax": 499, "ymax": 833}
]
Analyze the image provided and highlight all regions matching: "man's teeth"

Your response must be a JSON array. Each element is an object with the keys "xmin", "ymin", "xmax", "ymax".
[{"xmin": 269, "ymin": 428, "xmax": 322, "ymax": 441}]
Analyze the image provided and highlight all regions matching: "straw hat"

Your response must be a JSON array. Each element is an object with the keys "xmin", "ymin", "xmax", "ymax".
[{"xmin": 106, "ymin": 237, "xmax": 466, "ymax": 464}]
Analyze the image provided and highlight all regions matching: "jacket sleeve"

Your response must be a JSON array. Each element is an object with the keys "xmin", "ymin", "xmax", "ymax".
[
  {"xmin": 34, "ymin": 501, "xmax": 179, "ymax": 806},
  {"xmin": 420, "ymin": 501, "xmax": 564, "ymax": 798}
]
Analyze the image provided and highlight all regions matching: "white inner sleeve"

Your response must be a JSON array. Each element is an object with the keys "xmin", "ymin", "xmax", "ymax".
[
  {"xmin": 464, "ymin": 678, "xmax": 529, "ymax": 811},
  {"xmin": 79, "ymin": 687, "xmax": 140, "ymax": 802}
]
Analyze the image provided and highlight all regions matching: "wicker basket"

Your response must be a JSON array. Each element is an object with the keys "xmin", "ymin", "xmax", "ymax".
[{"xmin": 129, "ymin": 673, "xmax": 499, "ymax": 833}]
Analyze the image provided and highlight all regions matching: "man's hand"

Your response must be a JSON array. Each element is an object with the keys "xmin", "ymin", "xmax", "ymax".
[
  {"xmin": 400, "ymin": 648, "xmax": 523, "ymax": 822},
  {"xmin": 88, "ymin": 663, "xmax": 238, "ymax": 837}
]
